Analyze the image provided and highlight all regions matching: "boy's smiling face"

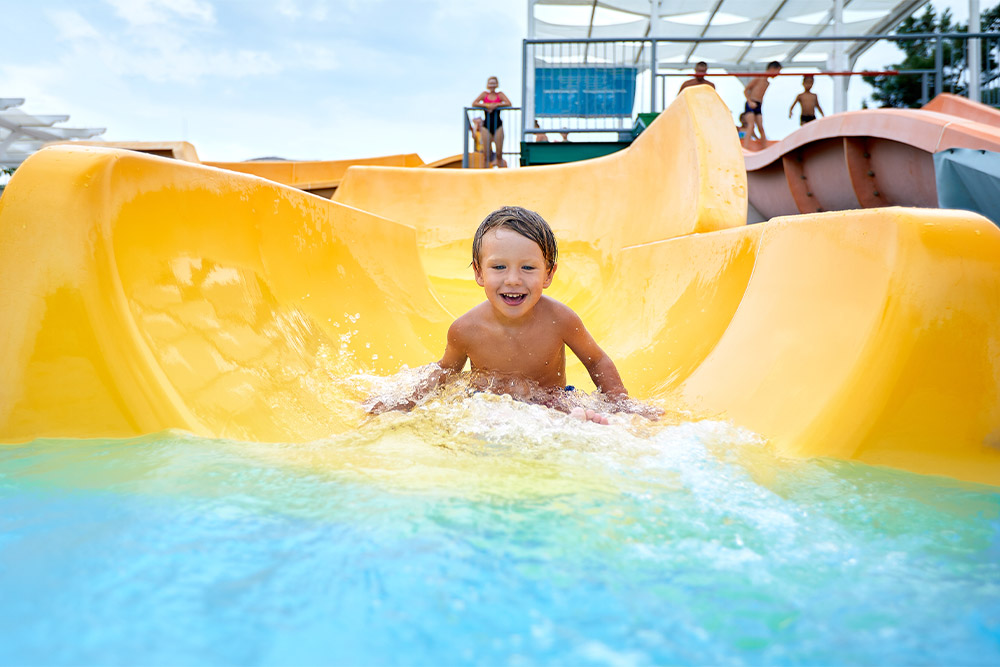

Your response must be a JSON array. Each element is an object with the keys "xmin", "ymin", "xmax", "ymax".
[{"xmin": 474, "ymin": 228, "xmax": 555, "ymax": 320}]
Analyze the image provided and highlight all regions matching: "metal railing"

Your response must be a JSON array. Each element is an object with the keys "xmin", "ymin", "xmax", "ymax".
[
  {"xmin": 652, "ymin": 68, "xmax": 949, "ymax": 106},
  {"xmin": 463, "ymin": 106, "xmax": 522, "ymax": 169},
  {"xmin": 520, "ymin": 32, "xmax": 1000, "ymax": 142}
]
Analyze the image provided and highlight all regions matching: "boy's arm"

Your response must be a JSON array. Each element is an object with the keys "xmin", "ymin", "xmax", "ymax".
[
  {"xmin": 816, "ymin": 97, "xmax": 824, "ymax": 116},
  {"xmin": 789, "ymin": 94, "xmax": 800, "ymax": 117},
  {"xmin": 367, "ymin": 322, "xmax": 468, "ymax": 414},
  {"xmin": 561, "ymin": 309, "xmax": 627, "ymax": 398},
  {"xmin": 437, "ymin": 320, "xmax": 469, "ymax": 374}
]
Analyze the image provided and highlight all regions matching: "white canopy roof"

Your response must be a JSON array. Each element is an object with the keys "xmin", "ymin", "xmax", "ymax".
[
  {"xmin": 0, "ymin": 98, "xmax": 105, "ymax": 169},
  {"xmin": 529, "ymin": 0, "xmax": 927, "ymax": 70}
]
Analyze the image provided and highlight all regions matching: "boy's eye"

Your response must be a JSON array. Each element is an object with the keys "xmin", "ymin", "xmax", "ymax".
[
  {"xmin": 522, "ymin": 265, "xmax": 535, "ymax": 271},
  {"xmin": 492, "ymin": 264, "xmax": 505, "ymax": 270}
]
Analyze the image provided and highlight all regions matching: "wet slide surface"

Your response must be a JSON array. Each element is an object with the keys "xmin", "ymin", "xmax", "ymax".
[
  {"xmin": 55, "ymin": 140, "xmax": 460, "ymax": 198},
  {"xmin": 2, "ymin": 87, "xmax": 999, "ymax": 485},
  {"xmin": 203, "ymin": 153, "xmax": 428, "ymax": 197}
]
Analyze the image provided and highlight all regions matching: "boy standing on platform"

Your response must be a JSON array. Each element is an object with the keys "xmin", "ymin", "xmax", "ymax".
[
  {"xmin": 743, "ymin": 61, "xmax": 781, "ymax": 141},
  {"xmin": 679, "ymin": 61, "xmax": 716, "ymax": 92},
  {"xmin": 789, "ymin": 75, "xmax": 825, "ymax": 125}
]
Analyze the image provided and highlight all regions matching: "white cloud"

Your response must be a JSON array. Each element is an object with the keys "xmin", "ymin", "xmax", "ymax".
[
  {"xmin": 276, "ymin": 0, "xmax": 333, "ymax": 22},
  {"xmin": 46, "ymin": 4, "xmax": 278, "ymax": 84},
  {"xmin": 291, "ymin": 43, "xmax": 341, "ymax": 71},
  {"xmin": 0, "ymin": 63, "xmax": 69, "ymax": 111},
  {"xmin": 103, "ymin": 0, "xmax": 215, "ymax": 26},
  {"xmin": 276, "ymin": 0, "xmax": 301, "ymax": 19},
  {"xmin": 139, "ymin": 48, "xmax": 282, "ymax": 83},
  {"xmin": 47, "ymin": 9, "xmax": 103, "ymax": 41}
]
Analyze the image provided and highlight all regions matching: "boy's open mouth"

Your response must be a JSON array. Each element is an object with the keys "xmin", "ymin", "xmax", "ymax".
[{"xmin": 500, "ymin": 292, "xmax": 527, "ymax": 306}]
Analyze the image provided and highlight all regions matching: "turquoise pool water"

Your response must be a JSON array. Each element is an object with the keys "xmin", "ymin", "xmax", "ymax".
[{"xmin": 1, "ymin": 393, "xmax": 998, "ymax": 665}]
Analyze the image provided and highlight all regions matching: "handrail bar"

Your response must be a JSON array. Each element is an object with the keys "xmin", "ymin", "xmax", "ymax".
[
  {"xmin": 462, "ymin": 106, "xmax": 522, "ymax": 169},
  {"xmin": 525, "ymin": 32, "xmax": 998, "ymax": 45}
]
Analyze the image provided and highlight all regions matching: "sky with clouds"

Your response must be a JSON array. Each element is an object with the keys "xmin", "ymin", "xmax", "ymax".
[
  {"xmin": 5, "ymin": 0, "xmax": 526, "ymax": 161},
  {"xmin": 2, "ymin": 0, "xmax": 977, "ymax": 163}
]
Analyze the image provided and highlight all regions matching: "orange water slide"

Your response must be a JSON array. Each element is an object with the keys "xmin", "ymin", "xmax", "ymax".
[
  {"xmin": 745, "ymin": 95, "xmax": 1000, "ymax": 221},
  {"xmin": 47, "ymin": 140, "xmax": 468, "ymax": 198},
  {"xmin": 203, "ymin": 154, "xmax": 426, "ymax": 198}
]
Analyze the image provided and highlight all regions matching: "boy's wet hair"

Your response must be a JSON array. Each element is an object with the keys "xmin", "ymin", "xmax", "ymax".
[
  {"xmin": 472, "ymin": 206, "xmax": 558, "ymax": 273},
  {"xmin": 803, "ymin": 74, "xmax": 815, "ymax": 82},
  {"xmin": 767, "ymin": 61, "xmax": 782, "ymax": 70}
]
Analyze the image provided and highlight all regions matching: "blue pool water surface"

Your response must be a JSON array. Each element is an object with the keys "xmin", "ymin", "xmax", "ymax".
[{"xmin": 1, "ymin": 394, "xmax": 998, "ymax": 665}]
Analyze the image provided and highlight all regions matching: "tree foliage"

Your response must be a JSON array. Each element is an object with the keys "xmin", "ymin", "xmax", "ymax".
[{"xmin": 863, "ymin": 2, "xmax": 999, "ymax": 108}]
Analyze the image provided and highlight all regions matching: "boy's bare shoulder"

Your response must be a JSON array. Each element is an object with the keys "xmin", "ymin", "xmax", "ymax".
[
  {"xmin": 450, "ymin": 302, "xmax": 492, "ymax": 338},
  {"xmin": 537, "ymin": 295, "xmax": 584, "ymax": 328}
]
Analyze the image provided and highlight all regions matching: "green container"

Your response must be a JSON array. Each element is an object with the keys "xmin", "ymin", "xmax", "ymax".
[
  {"xmin": 520, "ymin": 141, "xmax": 632, "ymax": 167},
  {"xmin": 632, "ymin": 112, "xmax": 661, "ymax": 138}
]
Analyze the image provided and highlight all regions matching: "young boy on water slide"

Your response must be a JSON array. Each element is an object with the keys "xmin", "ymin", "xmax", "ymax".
[{"xmin": 368, "ymin": 206, "xmax": 653, "ymax": 424}]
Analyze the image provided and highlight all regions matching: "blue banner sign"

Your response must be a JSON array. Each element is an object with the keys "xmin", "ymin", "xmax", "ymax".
[{"xmin": 535, "ymin": 67, "xmax": 637, "ymax": 117}]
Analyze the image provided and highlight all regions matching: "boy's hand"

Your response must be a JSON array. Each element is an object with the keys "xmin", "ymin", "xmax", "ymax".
[
  {"xmin": 363, "ymin": 394, "xmax": 417, "ymax": 415},
  {"xmin": 614, "ymin": 398, "xmax": 663, "ymax": 421}
]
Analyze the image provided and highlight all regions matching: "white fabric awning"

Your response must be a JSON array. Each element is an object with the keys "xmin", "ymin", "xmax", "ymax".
[
  {"xmin": 0, "ymin": 99, "xmax": 105, "ymax": 168},
  {"xmin": 529, "ymin": 0, "xmax": 927, "ymax": 70}
]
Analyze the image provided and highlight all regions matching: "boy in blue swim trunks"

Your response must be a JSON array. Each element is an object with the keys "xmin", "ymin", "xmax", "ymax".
[
  {"xmin": 369, "ymin": 206, "xmax": 638, "ymax": 424},
  {"xmin": 744, "ymin": 61, "xmax": 781, "ymax": 142}
]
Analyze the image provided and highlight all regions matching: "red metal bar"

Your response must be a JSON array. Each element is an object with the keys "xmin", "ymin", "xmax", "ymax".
[{"xmin": 661, "ymin": 70, "xmax": 901, "ymax": 77}]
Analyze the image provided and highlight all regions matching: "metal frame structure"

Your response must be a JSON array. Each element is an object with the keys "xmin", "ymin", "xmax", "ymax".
[
  {"xmin": 526, "ymin": 0, "xmax": 989, "ymax": 119},
  {"xmin": 520, "ymin": 31, "xmax": 1000, "ymax": 143},
  {"xmin": 0, "ymin": 98, "xmax": 105, "ymax": 169}
]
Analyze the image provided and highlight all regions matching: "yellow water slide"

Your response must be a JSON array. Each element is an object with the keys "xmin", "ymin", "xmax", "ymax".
[
  {"xmin": 202, "ymin": 153, "xmax": 426, "ymax": 198},
  {"xmin": 2, "ymin": 87, "xmax": 998, "ymax": 485}
]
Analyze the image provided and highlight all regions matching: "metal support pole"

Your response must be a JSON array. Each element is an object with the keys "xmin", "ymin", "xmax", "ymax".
[
  {"xmin": 921, "ymin": 72, "xmax": 929, "ymax": 105},
  {"xmin": 462, "ymin": 108, "xmax": 469, "ymax": 169},
  {"xmin": 524, "ymin": 0, "xmax": 536, "ymax": 146},
  {"xmin": 969, "ymin": 0, "xmax": 981, "ymax": 101},
  {"xmin": 935, "ymin": 36, "xmax": 944, "ymax": 96},
  {"xmin": 650, "ymin": 39, "xmax": 658, "ymax": 113},
  {"xmin": 833, "ymin": 0, "xmax": 847, "ymax": 113},
  {"xmin": 522, "ymin": 40, "xmax": 532, "ymax": 152},
  {"xmin": 650, "ymin": 0, "xmax": 659, "ymax": 112}
]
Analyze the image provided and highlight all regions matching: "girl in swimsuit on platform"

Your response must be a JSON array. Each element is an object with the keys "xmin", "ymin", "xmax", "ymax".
[{"xmin": 472, "ymin": 76, "xmax": 512, "ymax": 168}]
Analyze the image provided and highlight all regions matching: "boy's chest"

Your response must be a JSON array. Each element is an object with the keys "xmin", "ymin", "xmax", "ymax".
[{"xmin": 467, "ymin": 327, "xmax": 567, "ymax": 379}]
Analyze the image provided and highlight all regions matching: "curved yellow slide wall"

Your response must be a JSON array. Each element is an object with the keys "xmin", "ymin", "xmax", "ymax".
[
  {"xmin": 203, "ymin": 153, "xmax": 425, "ymax": 193},
  {"xmin": 1, "ymin": 89, "xmax": 998, "ymax": 485},
  {"xmin": 334, "ymin": 87, "xmax": 749, "ymax": 316}
]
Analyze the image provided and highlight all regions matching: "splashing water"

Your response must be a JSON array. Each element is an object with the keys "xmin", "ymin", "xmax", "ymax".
[
  {"xmin": 357, "ymin": 365, "xmax": 663, "ymax": 422},
  {"xmin": 1, "ymin": 390, "xmax": 998, "ymax": 665}
]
